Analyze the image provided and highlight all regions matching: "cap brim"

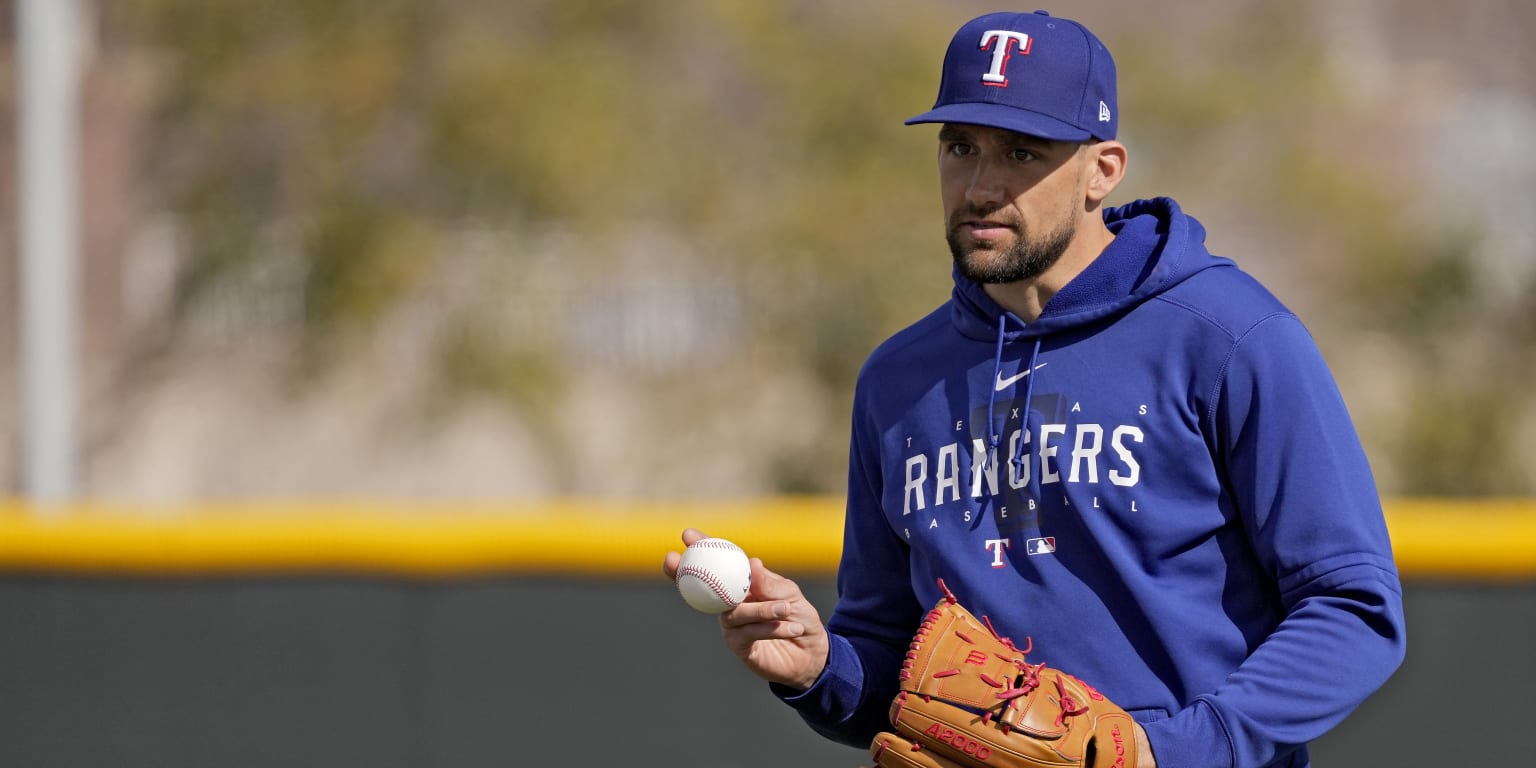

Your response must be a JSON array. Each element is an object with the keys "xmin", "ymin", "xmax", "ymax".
[{"xmin": 905, "ymin": 102, "xmax": 1091, "ymax": 143}]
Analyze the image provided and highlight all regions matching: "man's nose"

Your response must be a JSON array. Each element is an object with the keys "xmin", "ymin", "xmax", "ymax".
[{"xmin": 965, "ymin": 160, "xmax": 1008, "ymax": 207}]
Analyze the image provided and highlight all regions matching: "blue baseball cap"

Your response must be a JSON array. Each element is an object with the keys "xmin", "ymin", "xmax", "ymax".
[{"xmin": 906, "ymin": 10, "xmax": 1118, "ymax": 142}]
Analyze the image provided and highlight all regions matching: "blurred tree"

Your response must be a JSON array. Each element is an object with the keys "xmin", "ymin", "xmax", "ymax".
[{"xmin": 96, "ymin": 0, "xmax": 1535, "ymax": 496}]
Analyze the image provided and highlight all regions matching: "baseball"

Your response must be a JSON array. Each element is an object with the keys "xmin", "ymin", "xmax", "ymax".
[{"xmin": 675, "ymin": 537, "xmax": 753, "ymax": 614}]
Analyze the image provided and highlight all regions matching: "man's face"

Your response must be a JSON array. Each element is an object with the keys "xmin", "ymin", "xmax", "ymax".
[{"xmin": 937, "ymin": 123, "xmax": 1088, "ymax": 284}]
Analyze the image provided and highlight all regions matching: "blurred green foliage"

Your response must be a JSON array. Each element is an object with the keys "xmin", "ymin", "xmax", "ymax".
[
  {"xmin": 102, "ymin": 0, "xmax": 1533, "ymax": 495},
  {"xmin": 111, "ymin": 0, "xmax": 950, "ymax": 374}
]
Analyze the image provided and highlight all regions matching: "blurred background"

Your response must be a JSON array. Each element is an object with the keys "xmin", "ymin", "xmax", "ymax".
[
  {"xmin": 0, "ymin": 0, "xmax": 1532, "ymax": 766},
  {"xmin": 0, "ymin": 0, "xmax": 1533, "ymax": 499}
]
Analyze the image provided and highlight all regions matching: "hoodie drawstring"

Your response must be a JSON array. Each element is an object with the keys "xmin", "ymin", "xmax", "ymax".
[
  {"xmin": 985, "ymin": 317, "xmax": 1043, "ymax": 474},
  {"xmin": 1013, "ymin": 337, "xmax": 1042, "ymax": 475},
  {"xmin": 984, "ymin": 316, "xmax": 1008, "ymax": 469}
]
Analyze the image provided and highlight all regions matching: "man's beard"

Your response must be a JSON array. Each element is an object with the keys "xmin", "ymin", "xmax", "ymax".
[{"xmin": 947, "ymin": 208, "xmax": 1076, "ymax": 284}]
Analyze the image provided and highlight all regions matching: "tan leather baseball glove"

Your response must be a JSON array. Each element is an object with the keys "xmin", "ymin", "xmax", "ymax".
[{"xmin": 869, "ymin": 581, "xmax": 1144, "ymax": 768}]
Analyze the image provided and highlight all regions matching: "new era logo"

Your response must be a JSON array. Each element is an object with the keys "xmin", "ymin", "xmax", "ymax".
[
  {"xmin": 1099, "ymin": 101, "xmax": 1112, "ymax": 122},
  {"xmin": 1025, "ymin": 537, "xmax": 1056, "ymax": 556}
]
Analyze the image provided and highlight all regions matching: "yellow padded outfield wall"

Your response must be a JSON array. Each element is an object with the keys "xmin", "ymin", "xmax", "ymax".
[{"xmin": 0, "ymin": 497, "xmax": 1533, "ymax": 581}]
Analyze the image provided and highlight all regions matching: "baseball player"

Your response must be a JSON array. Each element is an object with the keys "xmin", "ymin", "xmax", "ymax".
[{"xmin": 665, "ymin": 10, "xmax": 1404, "ymax": 768}]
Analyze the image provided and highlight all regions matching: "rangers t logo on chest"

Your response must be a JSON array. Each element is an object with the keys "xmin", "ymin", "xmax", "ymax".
[{"xmin": 979, "ymin": 30, "xmax": 1032, "ymax": 86}]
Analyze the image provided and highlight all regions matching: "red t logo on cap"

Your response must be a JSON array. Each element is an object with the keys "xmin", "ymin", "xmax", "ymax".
[{"xmin": 979, "ymin": 30, "xmax": 1033, "ymax": 87}]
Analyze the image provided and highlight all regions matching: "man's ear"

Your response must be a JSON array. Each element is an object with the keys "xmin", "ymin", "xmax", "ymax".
[{"xmin": 1085, "ymin": 141, "xmax": 1127, "ymax": 204}]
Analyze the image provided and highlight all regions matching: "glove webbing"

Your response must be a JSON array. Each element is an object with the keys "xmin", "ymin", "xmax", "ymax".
[{"xmin": 900, "ymin": 579, "xmax": 1099, "ymax": 733}]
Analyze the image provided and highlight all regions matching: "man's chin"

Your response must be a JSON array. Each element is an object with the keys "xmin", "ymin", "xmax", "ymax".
[
  {"xmin": 955, "ymin": 262, "xmax": 1006, "ymax": 285},
  {"xmin": 955, "ymin": 250, "xmax": 1009, "ymax": 279},
  {"xmin": 955, "ymin": 248, "xmax": 1056, "ymax": 285}
]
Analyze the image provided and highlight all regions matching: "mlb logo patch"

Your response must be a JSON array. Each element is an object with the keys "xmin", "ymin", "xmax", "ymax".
[{"xmin": 1025, "ymin": 537, "xmax": 1056, "ymax": 556}]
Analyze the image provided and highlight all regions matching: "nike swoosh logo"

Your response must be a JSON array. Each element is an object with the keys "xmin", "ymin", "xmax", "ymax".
[{"xmin": 995, "ymin": 363, "xmax": 1048, "ymax": 391}]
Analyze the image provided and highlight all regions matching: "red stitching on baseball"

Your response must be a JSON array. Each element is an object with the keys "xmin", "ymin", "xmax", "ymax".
[
  {"xmin": 677, "ymin": 564, "xmax": 740, "ymax": 607},
  {"xmin": 692, "ymin": 539, "xmax": 744, "ymax": 552}
]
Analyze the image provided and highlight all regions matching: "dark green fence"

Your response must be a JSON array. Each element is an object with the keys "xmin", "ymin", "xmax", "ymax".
[{"xmin": 1, "ymin": 575, "xmax": 1530, "ymax": 767}]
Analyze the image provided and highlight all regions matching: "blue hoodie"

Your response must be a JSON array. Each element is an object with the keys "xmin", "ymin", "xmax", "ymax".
[{"xmin": 777, "ymin": 198, "xmax": 1406, "ymax": 768}]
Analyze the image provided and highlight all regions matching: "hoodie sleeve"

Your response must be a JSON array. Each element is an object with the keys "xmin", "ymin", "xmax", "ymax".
[
  {"xmin": 1142, "ymin": 314, "xmax": 1407, "ymax": 768},
  {"xmin": 772, "ymin": 376, "xmax": 923, "ymax": 747}
]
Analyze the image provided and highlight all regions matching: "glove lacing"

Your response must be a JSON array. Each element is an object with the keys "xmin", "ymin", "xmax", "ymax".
[{"xmin": 913, "ymin": 579, "xmax": 1100, "ymax": 733}]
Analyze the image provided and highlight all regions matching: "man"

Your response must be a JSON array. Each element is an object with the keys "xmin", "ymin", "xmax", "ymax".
[{"xmin": 664, "ymin": 10, "xmax": 1405, "ymax": 767}]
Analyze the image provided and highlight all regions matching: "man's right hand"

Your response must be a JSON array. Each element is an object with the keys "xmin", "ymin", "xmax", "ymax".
[{"xmin": 663, "ymin": 528, "xmax": 830, "ymax": 691}]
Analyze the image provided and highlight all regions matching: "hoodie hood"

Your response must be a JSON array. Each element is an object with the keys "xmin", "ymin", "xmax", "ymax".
[{"xmin": 951, "ymin": 197, "xmax": 1232, "ymax": 341}]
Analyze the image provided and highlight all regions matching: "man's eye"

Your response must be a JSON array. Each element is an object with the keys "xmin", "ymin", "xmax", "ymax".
[
  {"xmin": 947, "ymin": 143, "xmax": 974, "ymax": 156},
  {"xmin": 1010, "ymin": 149, "xmax": 1037, "ymax": 162}
]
